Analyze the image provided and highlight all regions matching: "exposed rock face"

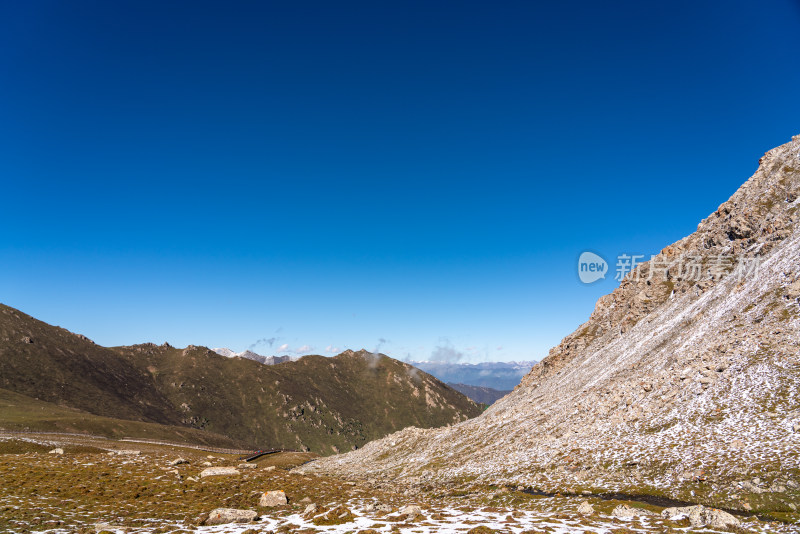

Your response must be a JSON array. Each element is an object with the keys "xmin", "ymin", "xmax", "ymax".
[{"xmin": 299, "ymin": 135, "xmax": 800, "ymax": 513}]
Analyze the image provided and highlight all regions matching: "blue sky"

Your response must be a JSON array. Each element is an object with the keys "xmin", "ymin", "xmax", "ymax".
[{"xmin": 1, "ymin": 1, "xmax": 799, "ymax": 362}]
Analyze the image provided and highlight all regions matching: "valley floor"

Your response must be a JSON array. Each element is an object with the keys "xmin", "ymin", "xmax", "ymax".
[{"xmin": 0, "ymin": 434, "xmax": 796, "ymax": 534}]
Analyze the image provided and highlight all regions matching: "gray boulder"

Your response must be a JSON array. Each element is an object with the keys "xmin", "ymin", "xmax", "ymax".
[
  {"xmin": 199, "ymin": 466, "xmax": 239, "ymax": 478},
  {"xmin": 258, "ymin": 490, "xmax": 287, "ymax": 507},
  {"xmin": 204, "ymin": 508, "xmax": 257, "ymax": 525},
  {"xmin": 662, "ymin": 505, "xmax": 740, "ymax": 528}
]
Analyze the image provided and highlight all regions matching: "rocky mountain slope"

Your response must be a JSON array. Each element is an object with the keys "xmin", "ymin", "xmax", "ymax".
[
  {"xmin": 300, "ymin": 134, "xmax": 800, "ymax": 519},
  {"xmin": 0, "ymin": 308, "xmax": 481, "ymax": 452}
]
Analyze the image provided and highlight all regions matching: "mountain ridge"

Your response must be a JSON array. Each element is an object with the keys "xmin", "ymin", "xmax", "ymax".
[{"xmin": 0, "ymin": 309, "xmax": 481, "ymax": 453}]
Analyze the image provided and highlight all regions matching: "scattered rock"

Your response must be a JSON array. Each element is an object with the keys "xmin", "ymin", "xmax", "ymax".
[
  {"xmin": 741, "ymin": 480, "xmax": 765, "ymax": 493},
  {"xmin": 199, "ymin": 466, "xmax": 239, "ymax": 478},
  {"xmin": 48, "ymin": 448, "xmax": 64, "ymax": 455},
  {"xmin": 203, "ymin": 508, "xmax": 258, "ymax": 525},
  {"xmin": 238, "ymin": 463, "xmax": 258, "ymax": 469},
  {"xmin": 303, "ymin": 503, "xmax": 317, "ymax": 516},
  {"xmin": 662, "ymin": 505, "xmax": 740, "ymax": 528},
  {"xmin": 113, "ymin": 450, "xmax": 140, "ymax": 456},
  {"xmin": 201, "ymin": 461, "xmax": 213, "ymax": 467},
  {"xmin": 398, "ymin": 504, "xmax": 423, "ymax": 519},
  {"xmin": 300, "ymin": 496, "xmax": 312, "ymax": 503},
  {"xmin": 170, "ymin": 457, "xmax": 188, "ymax": 466},
  {"xmin": 258, "ymin": 489, "xmax": 288, "ymax": 507},
  {"xmin": 264, "ymin": 465, "xmax": 277, "ymax": 472},
  {"xmin": 577, "ymin": 500, "xmax": 594, "ymax": 515},
  {"xmin": 786, "ymin": 279, "xmax": 800, "ymax": 300},
  {"xmin": 612, "ymin": 504, "xmax": 656, "ymax": 518},
  {"xmin": 22, "ymin": 336, "xmax": 34, "ymax": 344}
]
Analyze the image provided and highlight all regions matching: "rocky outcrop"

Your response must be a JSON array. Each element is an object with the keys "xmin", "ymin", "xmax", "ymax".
[{"xmin": 298, "ymin": 135, "xmax": 800, "ymax": 515}]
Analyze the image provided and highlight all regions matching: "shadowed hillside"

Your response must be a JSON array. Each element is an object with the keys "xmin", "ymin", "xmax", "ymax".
[{"xmin": 0, "ymin": 307, "xmax": 481, "ymax": 452}]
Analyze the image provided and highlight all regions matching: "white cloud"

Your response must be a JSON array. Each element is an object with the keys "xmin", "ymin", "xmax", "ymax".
[
  {"xmin": 430, "ymin": 339, "xmax": 465, "ymax": 363},
  {"xmin": 277, "ymin": 343, "xmax": 290, "ymax": 352},
  {"xmin": 325, "ymin": 345, "xmax": 340, "ymax": 353},
  {"xmin": 296, "ymin": 344, "xmax": 313, "ymax": 353}
]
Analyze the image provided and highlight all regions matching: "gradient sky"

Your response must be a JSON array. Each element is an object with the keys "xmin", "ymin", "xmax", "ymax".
[{"xmin": 1, "ymin": 1, "xmax": 799, "ymax": 363}]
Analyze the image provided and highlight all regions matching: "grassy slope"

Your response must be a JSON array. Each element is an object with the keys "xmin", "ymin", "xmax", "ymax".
[
  {"xmin": 0, "ymin": 303, "xmax": 481, "ymax": 453},
  {"xmin": 0, "ymin": 387, "xmax": 241, "ymax": 447},
  {"xmin": 0, "ymin": 305, "xmax": 181, "ymax": 425},
  {"xmin": 112, "ymin": 344, "xmax": 482, "ymax": 453}
]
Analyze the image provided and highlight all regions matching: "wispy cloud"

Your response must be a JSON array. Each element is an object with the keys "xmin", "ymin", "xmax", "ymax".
[
  {"xmin": 247, "ymin": 327, "xmax": 283, "ymax": 351},
  {"xmin": 296, "ymin": 344, "xmax": 313, "ymax": 353},
  {"xmin": 325, "ymin": 345, "xmax": 340, "ymax": 353},
  {"xmin": 248, "ymin": 337, "xmax": 277, "ymax": 351},
  {"xmin": 366, "ymin": 338, "xmax": 389, "ymax": 369},
  {"xmin": 430, "ymin": 339, "xmax": 465, "ymax": 363},
  {"xmin": 277, "ymin": 343, "xmax": 290, "ymax": 352}
]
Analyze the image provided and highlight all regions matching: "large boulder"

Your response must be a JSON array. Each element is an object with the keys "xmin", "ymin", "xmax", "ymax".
[
  {"xmin": 662, "ymin": 505, "xmax": 740, "ymax": 528},
  {"xmin": 258, "ymin": 490, "xmax": 287, "ymax": 507},
  {"xmin": 204, "ymin": 508, "xmax": 257, "ymax": 525},
  {"xmin": 199, "ymin": 466, "xmax": 239, "ymax": 478}
]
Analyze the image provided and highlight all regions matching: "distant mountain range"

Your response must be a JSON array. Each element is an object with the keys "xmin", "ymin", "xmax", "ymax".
[
  {"xmin": 213, "ymin": 347, "xmax": 294, "ymax": 365},
  {"xmin": 410, "ymin": 360, "xmax": 536, "ymax": 391},
  {"xmin": 214, "ymin": 349, "xmax": 535, "ymax": 394},
  {"xmin": 0, "ymin": 305, "xmax": 481, "ymax": 454},
  {"xmin": 446, "ymin": 383, "xmax": 511, "ymax": 405}
]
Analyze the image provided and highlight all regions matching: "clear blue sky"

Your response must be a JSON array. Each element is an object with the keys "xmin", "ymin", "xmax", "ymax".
[{"xmin": 1, "ymin": 1, "xmax": 799, "ymax": 362}]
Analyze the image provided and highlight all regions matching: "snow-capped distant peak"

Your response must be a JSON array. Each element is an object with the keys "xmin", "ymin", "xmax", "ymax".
[{"xmin": 213, "ymin": 347, "xmax": 296, "ymax": 366}]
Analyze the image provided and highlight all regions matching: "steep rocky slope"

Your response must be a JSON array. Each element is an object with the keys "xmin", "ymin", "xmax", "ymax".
[
  {"xmin": 300, "ymin": 135, "xmax": 800, "ymax": 518},
  {"xmin": 0, "ymin": 308, "xmax": 481, "ymax": 452}
]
